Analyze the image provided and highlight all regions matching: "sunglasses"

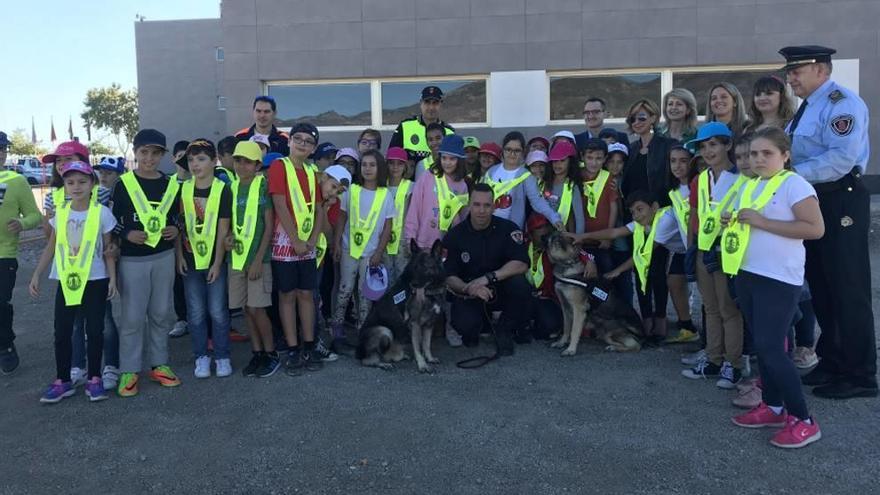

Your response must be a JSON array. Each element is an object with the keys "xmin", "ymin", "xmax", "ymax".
[{"xmin": 627, "ymin": 113, "xmax": 651, "ymax": 124}]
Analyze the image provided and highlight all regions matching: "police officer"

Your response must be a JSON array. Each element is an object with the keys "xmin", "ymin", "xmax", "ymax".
[
  {"xmin": 443, "ymin": 183, "xmax": 531, "ymax": 355},
  {"xmin": 235, "ymin": 95, "xmax": 290, "ymax": 156},
  {"xmin": 781, "ymin": 45, "xmax": 877, "ymax": 399},
  {"xmin": 388, "ymin": 86, "xmax": 455, "ymax": 164}
]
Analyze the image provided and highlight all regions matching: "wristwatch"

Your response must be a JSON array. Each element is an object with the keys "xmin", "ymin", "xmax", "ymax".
[{"xmin": 485, "ymin": 271, "xmax": 498, "ymax": 285}]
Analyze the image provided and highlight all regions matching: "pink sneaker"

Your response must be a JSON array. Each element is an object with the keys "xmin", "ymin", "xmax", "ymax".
[
  {"xmin": 732, "ymin": 403, "xmax": 788, "ymax": 429},
  {"xmin": 770, "ymin": 417, "xmax": 822, "ymax": 449},
  {"xmin": 732, "ymin": 383, "xmax": 762, "ymax": 409}
]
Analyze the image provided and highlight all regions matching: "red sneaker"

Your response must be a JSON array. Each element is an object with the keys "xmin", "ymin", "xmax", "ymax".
[
  {"xmin": 770, "ymin": 417, "xmax": 822, "ymax": 449},
  {"xmin": 732, "ymin": 403, "xmax": 788, "ymax": 428}
]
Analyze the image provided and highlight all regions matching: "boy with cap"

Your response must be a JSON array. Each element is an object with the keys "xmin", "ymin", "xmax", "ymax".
[
  {"xmin": 0, "ymin": 133, "xmax": 43, "ymax": 374},
  {"xmin": 95, "ymin": 157, "xmax": 126, "ymax": 191},
  {"xmin": 313, "ymin": 143, "xmax": 338, "ymax": 172},
  {"xmin": 112, "ymin": 129, "xmax": 183, "ymax": 397},
  {"xmin": 463, "ymin": 136, "xmax": 481, "ymax": 178}
]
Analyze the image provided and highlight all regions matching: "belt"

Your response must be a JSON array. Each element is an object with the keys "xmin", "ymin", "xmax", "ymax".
[{"xmin": 813, "ymin": 170, "xmax": 862, "ymax": 194}]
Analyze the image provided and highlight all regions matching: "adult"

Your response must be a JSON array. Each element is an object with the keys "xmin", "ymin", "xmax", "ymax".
[
  {"xmin": 0, "ymin": 132, "xmax": 7, "ymax": 168},
  {"xmin": 235, "ymin": 96, "xmax": 290, "ymax": 156},
  {"xmin": 780, "ymin": 45, "xmax": 876, "ymax": 399},
  {"xmin": 620, "ymin": 99, "xmax": 675, "ymax": 204},
  {"xmin": 388, "ymin": 86, "xmax": 455, "ymax": 164},
  {"xmin": 574, "ymin": 97, "xmax": 630, "ymax": 151},
  {"xmin": 745, "ymin": 76, "xmax": 796, "ymax": 132},
  {"xmin": 443, "ymin": 183, "xmax": 530, "ymax": 354},
  {"xmin": 658, "ymin": 88, "xmax": 699, "ymax": 143},
  {"xmin": 705, "ymin": 83, "xmax": 750, "ymax": 139}
]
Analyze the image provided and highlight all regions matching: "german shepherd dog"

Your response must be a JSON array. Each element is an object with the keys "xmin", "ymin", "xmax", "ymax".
[
  {"xmin": 544, "ymin": 231, "xmax": 644, "ymax": 355},
  {"xmin": 356, "ymin": 239, "xmax": 447, "ymax": 373}
]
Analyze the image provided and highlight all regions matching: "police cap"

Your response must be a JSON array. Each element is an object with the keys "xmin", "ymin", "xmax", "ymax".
[
  {"xmin": 779, "ymin": 45, "xmax": 836, "ymax": 71},
  {"xmin": 421, "ymin": 86, "xmax": 444, "ymax": 102}
]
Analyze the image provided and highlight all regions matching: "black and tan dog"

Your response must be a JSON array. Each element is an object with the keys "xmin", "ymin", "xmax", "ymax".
[
  {"xmin": 356, "ymin": 240, "xmax": 447, "ymax": 372},
  {"xmin": 544, "ymin": 231, "xmax": 644, "ymax": 356}
]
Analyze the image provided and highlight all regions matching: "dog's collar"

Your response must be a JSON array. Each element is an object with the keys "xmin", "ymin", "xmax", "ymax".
[
  {"xmin": 554, "ymin": 273, "xmax": 589, "ymax": 288},
  {"xmin": 554, "ymin": 274, "xmax": 611, "ymax": 305}
]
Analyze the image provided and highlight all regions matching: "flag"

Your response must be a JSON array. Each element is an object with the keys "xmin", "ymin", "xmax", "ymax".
[
  {"xmin": 68, "ymin": 116, "xmax": 73, "ymax": 140},
  {"xmin": 50, "ymin": 118, "xmax": 57, "ymax": 142},
  {"xmin": 31, "ymin": 117, "xmax": 37, "ymax": 144}
]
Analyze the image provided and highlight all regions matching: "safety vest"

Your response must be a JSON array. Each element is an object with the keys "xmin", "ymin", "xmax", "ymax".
[
  {"xmin": 386, "ymin": 180, "xmax": 412, "ymax": 255},
  {"xmin": 348, "ymin": 185, "xmax": 388, "ymax": 259},
  {"xmin": 482, "ymin": 170, "xmax": 530, "ymax": 200},
  {"xmin": 282, "ymin": 157, "xmax": 316, "ymax": 242},
  {"xmin": 51, "ymin": 186, "xmax": 99, "ymax": 211},
  {"xmin": 668, "ymin": 188, "xmax": 690, "ymax": 248},
  {"xmin": 216, "ymin": 165, "xmax": 235, "ymax": 182},
  {"xmin": 583, "ymin": 169, "xmax": 610, "ymax": 218},
  {"xmin": 315, "ymin": 233, "xmax": 328, "ymax": 268},
  {"xmin": 697, "ymin": 170, "xmax": 747, "ymax": 251},
  {"xmin": 230, "ymin": 175, "xmax": 264, "ymax": 271},
  {"xmin": 436, "ymin": 175, "xmax": 468, "ymax": 233},
  {"xmin": 527, "ymin": 243, "xmax": 545, "ymax": 288},
  {"xmin": 554, "ymin": 180, "xmax": 574, "ymax": 227},
  {"xmin": 632, "ymin": 207, "xmax": 669, "ymax": 294},
  {"xmin": 54, "ymin": 200, "xmax": 102, "ymax": 306},
  {"xmin": 721, "ymin": 171, "xmax": 792, "ymax": 276},
  {"xmin": 182, "ymin": 179, "xmax": 224, "ymax": 270},
  {"xmin": 420, "ymin": 156, "xmax": 434, "ymax": 175},
  {"xmin": 401, "ymin": 119, "xmax": 453, "ymax": 154},
  {"xmin": 120, "ymin": 172, "xmax": 180, "ymax": 248}
]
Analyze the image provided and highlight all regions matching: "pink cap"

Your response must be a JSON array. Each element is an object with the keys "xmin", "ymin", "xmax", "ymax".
[
  {"xmin": 386, "ymin": 146, "xmax": 408, "ymax": 162},
  {"xmin": 42, "ymin": 141, "xmax": 90, "ymax": 164},
  {"xmin": 526, "ymin": 150, "xmax": 548, "ymax": 166},
  {"xmin": 59, "ymin": 160, "xmax": 94, "ymax": 177},
  {"xmin": 548, "ymin": 140, "xmax": 577, "ymax": 161},
  {"xmin": 478, "ymin": 142, "xmax": 502, "ymax": 161}
]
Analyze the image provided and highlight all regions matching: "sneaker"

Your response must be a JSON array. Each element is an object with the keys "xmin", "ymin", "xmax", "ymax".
[
  {"xmin": 40, "ymin": 379, "xmax": 75, "ymax": 404},
  {"xmin": 680, "ymin": 348, "xmax": 706, "ymax": 366},
  {"xmin": 149, "ymin": 365, "xmax": 181, "ymax": 387},
  {"xmin": 446, "ymin": 325, "xmax": 463, "ymax": 347},
  {"xmin": 0, "ymin": 345, "xmax": 20, "ymax": 374},
  {"xmin": 665, "ymin": 328, "xmax": 700, "ymax": 344},
  {"xmin": 169, "ymin": 320, "xmax": 188, "ymax": 338},
  {"xmin": 732, "ymin": 382, "xmax": 763, "ymax": 409},
  {"xmin": 737, "ymin": 378, "xmax": 760, "ymax": 393},
  {"xmin": 70, "ymin": 367, "xmax": 87, "ymax": 388},
  {"xmin": 793, "ymin": 347, "xmax": 819, "ymax": 369},
  {"xmin": 303, "ymin": 348, "xmax": 324, "ymax": 372},
  {"xmin": 284, "ymin": 349, "xmax": 304, "ymax": 376},
  {"xmin": 117, "ymin": 372, "xmax": 139, "ymax": 397},
  {"xmin": 314, "ymin": 339, "xmax": 339, "ymax": 362},
  {"xmin": 229, "ymin": 329, "xmax": 249, "ymax": 343},
  {"xmin": 681, "ymin": 360, "xmax": 721, "ymax": 380},
  {"xmin": 256, "ymin": 353, "xmax": 281, "ymax": 378},
  {"xmin": 194, "ymin": 356, "xmax": 211, "ymax": 378},
  {"xmin": 215, "ymin": 358, "xmax": 232, "ymax": 378},
  {"xmin": 732, "ymin": 403, "xmax": 788, "ymax": 428},
  {"xmin": 102, "ymin": 365, "xmax": 120, "ymax": 391},
  {"xmin": 770, "ymin": 417, "xmax": 822, "ymax": 449},
  {"xmin": 716, "ymin": 361, "xmax": 742, "ymax": 389},
  {"xmin": 242, "ymin": 354, "xmax": 262, "ymax": 377},
  {"xmin": 85, "ymin": 377, "xmax": 108, "ymax": 402}
]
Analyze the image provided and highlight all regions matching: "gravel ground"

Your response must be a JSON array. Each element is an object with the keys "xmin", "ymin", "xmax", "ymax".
[{"xmin": 1, "ymin": 206, "xmax": 879, "ymax": 495}]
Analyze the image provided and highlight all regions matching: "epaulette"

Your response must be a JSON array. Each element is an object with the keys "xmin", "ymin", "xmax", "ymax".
[{"xmin": 828, "ymin": 89, "xmax": 846, "ymax": 104}]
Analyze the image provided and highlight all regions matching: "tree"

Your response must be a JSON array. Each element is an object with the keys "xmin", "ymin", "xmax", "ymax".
[
  {"xmin": 7, "ymin": 129, "xmax": 48, "ymax": 156},
  {"xmin": 81, "ymin": 84, "xmax": 138, "ymax": 155},
  {"xmin": 88, "ymin": 141, "xmax": 116, "ymax": 158}
]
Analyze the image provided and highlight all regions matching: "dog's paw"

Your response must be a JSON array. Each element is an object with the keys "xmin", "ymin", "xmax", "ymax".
[
  {"xmin": 550, "ymin": 339, "xmax": 566, "ymax": 349},
  {"xmin": 417, "ymin": 363, "xmax": 434, "ymax": 374},
  {"xmin": 560, "ymin": 348, "xmax": 577, "ymax": 357}
]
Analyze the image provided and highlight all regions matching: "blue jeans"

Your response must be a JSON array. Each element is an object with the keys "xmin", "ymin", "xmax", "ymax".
[{"xmin": 183, "ymin": 266, "xmax": 230, "ymax": 359}]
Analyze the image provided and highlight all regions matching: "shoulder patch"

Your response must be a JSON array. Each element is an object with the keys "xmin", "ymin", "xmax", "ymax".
[
  {"xmin": 830, "ymin": 114, "xmax": 855, "ymax": 136},
  {"xmin": 510, "ymin": 230, "xmax": 524, "ymax": 245},
  {"xmin": 828, "ymin": 90, "xmax": 846, "ymax": 104}
]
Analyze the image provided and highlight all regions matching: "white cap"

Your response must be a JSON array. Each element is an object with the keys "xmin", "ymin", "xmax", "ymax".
[
  {"xmin": 323, "ymin": 164, "xmax": 352, "ymax": 186},
  {"xmin": 250, "ymin": 133, "xmax": 270, "ymax": 148},
  {"xmin": 607, "ymin": 142, "xmax": 629, "ymax": 157},
  {"xmin": 525, "ymin": 150, "xmax": 548, "ymax": 166},
  {"xmin": 552, "ymin": 130, "xmax": 576, "ymax": 142}
]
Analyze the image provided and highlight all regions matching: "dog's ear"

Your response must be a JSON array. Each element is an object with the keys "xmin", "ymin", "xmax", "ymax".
[{"xmin": 430, "ymin": 239, "xmax": 444, "ymax": 258}]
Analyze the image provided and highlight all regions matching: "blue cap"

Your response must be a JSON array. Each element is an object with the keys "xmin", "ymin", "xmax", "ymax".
[
  {"xmin": 438, "ymin": 135, "xmax": 465, "ymax": 159},
  {"xmin": 263, "ymin": 152, "xmax": 283, "ymax": 170},
  {"xmin": 685, "ymin": 122, "xmax": 732, "ymax": 149},
  {"xmin": 96, "ymin": 156, "xmax": 126, "ymax": 174},
  {"xmin": 312, "ymin": 142, "xmax": 337, "ymax": 160}
]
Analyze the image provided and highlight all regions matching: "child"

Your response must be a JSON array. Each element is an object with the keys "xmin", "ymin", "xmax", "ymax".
[
  {"xmin": 603, "ymin": 142, "xmax": 634, "ymax": 306},
  {"xmin": 332, "ymin": 150, "xmax": 395, "ymax": 329},
  {"xmin": 734, "ymin": 134, "xmax": 756, "ymax": 179},
  {"xmin": 414, "ymin": 123, "xmax": 445, "ymax": 182},
  {"xmin": 682, "ymin": 122, "xmax": 746, "ymax": 389},
  {"xmin": 95, "ymin": 157, "xmax": 126, "ymax": 190},
  {"xmin": 169, "ymin": 140, "xmax": 191, "ymax": 339},
  {"xmin": 357, "ymin": 128, "xmax": 382, "ymax": 156},
  {"xmin": 599, "ymin": 128, "xmax": 618, "ymax": 146},
  {"xmin": 176, "ymin": 139, "xmax": 233, "ymax": 378},
  {"xmin": 526, "ymin": 150, "xmax": 547, "ymax": 184},
  {"xmin": 313, "ymin": 143, "xmax": 338, "ymax": 172},
  {"xmin": 0, "ymin": 155, "xmax": 43, "ymax": 374},
  {"xmin": 112, "ymin": 129, "xmax": 182, "ymax": 397},
  {"xmin": 268, "ymin": 123, "xmax": 324, "ymax": 373},
  {"xmin": 29, "ymin": 161, "xmax": 117, "ymax": 403},
  {"xmin": 463, "ymin": 136, "xmax": 481, "ymax": 178},
  {"xmin": 724, "ymin": 127, "xmax": 824, "ymax": 449},
  {"xmin": 581, "ymin": 138, "xmax": 618, "ymax": 271},
  {"xmin": 215, "ymin": 136, "xmax": 237, "ymax": 183},
  {"xmin": 527, "ymin": 136, "xmax": 549, "ymax": 153},
  {"xmin": 543, "ymin": 141, "xmax": 584, "ymax": 234},
  {"xmin": 227, "ymin": 141, "xmax": 277, "ymax": 378},
  {"xmin": 664, "ymin": 145, "xmax": 700, "ymax": 344},
  {"xmin": 335, "ymin": 148, "xmax": 359, "ymax": 179},
  {"xmin": 525, "ymin": 213, "xmax": 562, "ymax": 342},
  {"xmin": 570, "ymin": 190, "xmax": 685, "ymax": 344},
  {"xmin": 317, "ymin": 165, "xmax": 352, "ymax": 351},
  {"xmin": 249, "ymin": 134, "xmax": 271, "ymax": 156},
  {"xmin": 473, "ymin": 142, "xmax": 501, "ymax": 183},
  {"xmin": 383, "ymin": 147, "xmax": 412, "ymax": 284}
]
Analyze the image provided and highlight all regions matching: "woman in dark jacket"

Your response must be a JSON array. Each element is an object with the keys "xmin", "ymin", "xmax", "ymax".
[{"xmin": 620, "ymin": 99, "xmax": 675, "ymax": 207}]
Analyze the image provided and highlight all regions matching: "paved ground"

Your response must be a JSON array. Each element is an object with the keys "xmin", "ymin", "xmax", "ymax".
[{"xmin": 2, "ymin": 207, "xmax": 880, "ymax": 495}]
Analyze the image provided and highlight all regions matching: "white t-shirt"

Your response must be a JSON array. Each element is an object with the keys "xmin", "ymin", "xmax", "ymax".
[
  {"xmin": 736, "ymin": 174, "xmax": 816, "ymax": 286},
  {"xmin": 705, "ymin": 168, "xmax": 742, "ymax": 202},
  {"xmin": 48, "ymin": 205, "xmax": 117, "ymax": 280},
  {"xmin": 626, "ymin": 208, "xmax": 686, "ymax": 254},
  {"xmin": 341, "ymin": 186, "xmax": 396, "ymax": 258},
  {"xmin": 489, "ymin": 166, "xmax": 521, "ymax": 220}
]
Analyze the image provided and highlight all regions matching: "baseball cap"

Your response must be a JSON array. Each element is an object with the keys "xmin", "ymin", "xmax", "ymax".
[
  {"xmin": 527, "ymin": 136, "xmax": 550, "ymax": 150},
  {"xmin": 548, "ymin": 140, "xmax": 577, "ymax": 161},
  {"xmin": 133, "ymin": 129, "xmax": 167, "ymax": 152},
  {"xmin": 607, "ymin": 142, "xmax": 629, "ymax": 157},
  {"xmin": 60, "ymin": 160, "xmax": 94, "ymax": 177},
  {"xmin": 526, "ymin": 150, "xmax": 548, "ymax": 166},
  {"xmin": 478, "ymin": 142, "xmax": 502, "ymax": 161},
  {"xmin": 438, "ymin": 135, "xmax": 465, "ymax": 159},
  {"xmin": 0, "ymin": 131, "xmax": 9, "ymax": 148},
  {"xmin": 362, "ymin": 265, "xmax": 389, "ymax": 301},
  {"xmin": 233, "ymin": 141, "xmax": 263, "ymax": 163},
  {"xmin": 526, "ymin": 213, "xmax": 550, "ymax": 233},
  {"xmin": 290, "ymin": 122, "xmax": 319, "ymax": 144},
  {"xmin": 263, "ymin": 152, "xmax": 283, "ymax": 170},
  {"xmin": 172, "ymin": 140, "xmax": 190, "ymax": 155},
  {"xmin": 42, "ymin": 140, "xmax": 91, "ymax": 164},
  {"xmin": 421, "ymin": 86, "xmax": 444, "ymax": 101},
  {"xmin": 552, "ymin": 130, "xmax": 576, "ymax": 143},
  {"xmin": 463, "ymin": 136, "xmax": 480, "ymax": 150},
  {"xmin": 685, "ymin": 122, "xmax": 733, "ymax": 149},
  {"xmin": 335, "ymin": 147, "xmax": 359, "ymax": 164},
  {"xmin": 323, "ymin": 164, "xmax": 352, "ymax": 187},
  {"xmin": 249, "ymin": 133, "xmax": 270, "ymax": 149},
  {"xmin": 313, "ymin": 142, "xmax": 338, "ymax": 160},
  {"xmin": 96, "ymin": 156, "xmax": 126, "ymax": 174},
  {"xmin": 386, "ymin": 146, "xmax": 408, "ymax": 162},
  {"xmin": 175, "ymin": 138, "xmax": 216, "ymax": 168}
]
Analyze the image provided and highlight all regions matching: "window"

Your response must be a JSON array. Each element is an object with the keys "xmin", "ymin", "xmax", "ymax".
[
  {"xmin": 672, "ymin": 69, "xmax": 782, "ymax": 116},
  {"xmin": 549, "ymin": 73, "xmax": 662, "ymax": 122},
  {"xmin": 381, "ymin": 79, "xmax": 487, "ymax": 126},
  {"xmin": 268, "ymin": 83, "xmax": 372, "ymax": 127},
  {"xmin": 216, "ymin": 47, "xmax": 224, "ymax": 62}
]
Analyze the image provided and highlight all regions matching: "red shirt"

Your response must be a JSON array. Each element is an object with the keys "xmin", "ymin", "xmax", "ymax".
[
  {"xmin": 268, "ymin": 159, "xmax": 323, "ymax": 261},
  {"xmin": 583, "ymin": 178, "xmax": 618, "ymax": 233}
]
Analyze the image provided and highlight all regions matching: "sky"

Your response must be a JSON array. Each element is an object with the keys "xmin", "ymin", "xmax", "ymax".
[{"xmin": 0, "ymin": 0, "xmax": 218, "ymax": 149}]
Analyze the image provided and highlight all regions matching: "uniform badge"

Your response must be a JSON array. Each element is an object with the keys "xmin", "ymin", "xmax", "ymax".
[
  {"xmin": 443, "ymin": 205, "xmax": 452, "ymax": 219},
  {"xmin": 146, "ymin": 216, "xmax": 161, "ymax": 234},
  {"xmin": 354, "ymin": 232, "xmax": 364, "ymax": 246},
  {"xmin": 196, "ymin": 241, "xmax": 209, "ymax": 257},
  {"xmin": 830, "ymin": 115, "xmax": 855, "ymax": 136},
  {"xmin": 66, "ymin": 273, "xmax": 82, "ymax": 291},
  {"xmin": 702, "ymin": 217, "xmax": 716, "ymax": 235},
  {"xmin": 301, "ymin": 218, "xmax": 312, "ymax": 234},
  {"xmin": 841, "ymin": 216, "xmax": 853, "ymax": 227},
  {"xmin": 724, "ymin": 231, "xmax": 740, "ymax": 254},
  {"xmin": 234, "ymin": 239, "xmax": 244, "ymax": 255},
  {"xmin": 828, "ymin": 90, "xmax": 846, "ymax": 103},
  {"xmin": 461, "ymin": 252, "xmax": 470, "ymax": 263},
  {"xmin": 510, "ymin": 230, "xmax": 524, "ymax": 245},
  {"xmin": 411, "ymin": 134, "xmax": 420, "ymax": 145}
]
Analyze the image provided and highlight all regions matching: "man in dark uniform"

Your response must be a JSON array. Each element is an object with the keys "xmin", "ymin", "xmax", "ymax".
[
  {"xmin": 388, "ymin": 86, "xmax": 455, "ymax": 164},
  {"xmin": 443, "ymin": 183, "xmax": 531, "ymax": 356},
  {"xmin": 781, "ymin": 45, "xmax": 877, "ymax": 399},
  {"xmin": 235, "ymin": 95, "xmax": 290, "ymax": 156}
]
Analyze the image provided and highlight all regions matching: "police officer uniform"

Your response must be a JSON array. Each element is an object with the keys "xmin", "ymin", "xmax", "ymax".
[
  {"xmin": 235, "ymin": 124, "xmax": 290, "ymax": 157},
  {"xmin": 388, "ymin": 86, "xmax": 455, "ymax": 164},
  {"xmin": 781, "ymin": 45, "xmax": 877, "ymax": 398},
  {"xmin": 443, "ymin": 215, "xmax": 531, "ymax": 353}
]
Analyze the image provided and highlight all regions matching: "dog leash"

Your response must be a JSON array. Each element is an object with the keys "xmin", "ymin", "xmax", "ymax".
[{"xmin": 450, "ymin": 288, "xmax": 500, "ymax": 369}]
